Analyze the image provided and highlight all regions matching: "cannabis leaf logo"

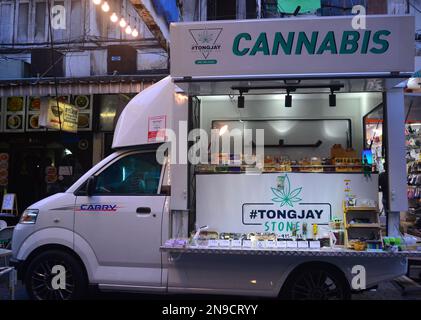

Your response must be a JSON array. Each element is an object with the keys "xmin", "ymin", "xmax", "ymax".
[
  {"xmin": 189, "ymin": 28, "xmax": 222, "ymax": 59},
  {"xmin": 198, "ymin": 30, "xmax": 214, "ymax": 44},
  {"xmin": 271, "ymin": 175, "xmax": 302, "ymax": 207}
]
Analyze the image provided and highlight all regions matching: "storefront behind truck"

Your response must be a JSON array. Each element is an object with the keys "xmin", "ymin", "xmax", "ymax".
[{"xmin": 9, "ymin": 15, "xmax": 421, "ymax": 300}]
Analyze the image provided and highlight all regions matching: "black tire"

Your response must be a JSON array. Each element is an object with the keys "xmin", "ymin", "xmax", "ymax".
[
  {"xmin": 280, "ymin": 264, "xmax": 351, "ymax": 300},
  {"xmin": 25, "ymin": 250, "xmax": 88, "ymax": 300}
]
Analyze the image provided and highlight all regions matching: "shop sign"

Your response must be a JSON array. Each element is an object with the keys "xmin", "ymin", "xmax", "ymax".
[
  {"xmin": 1, "ymin": 193, "xmax": 18, "ymax": 216},
  {"xmin": 242, "ymin": 174, "xmax": 331, "ymax": 234},
  {"xmin": 171, "ymin": 15, "xmax": 414, "ymax": 77},
  {"xmin": 1, "ymin": 194, "xmax": 15, "ymax": 211},
  {"xmin": 39, "ymin": 98, "xmax": 79, "ymax": 133}
]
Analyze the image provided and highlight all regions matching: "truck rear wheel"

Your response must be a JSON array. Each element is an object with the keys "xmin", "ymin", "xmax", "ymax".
[
  {"xmin": 281, "ymin": 264, "xmax": 351, "ymax": 300},
  {"xmin": 25, "ymin": 250, "xmax": 87, "ymax": 300}
]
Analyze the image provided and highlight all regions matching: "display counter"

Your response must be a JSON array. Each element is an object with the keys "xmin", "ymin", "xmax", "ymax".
[
  {"xmin": 195, "ymin": 171, "xmax": 376, "ymax": 175},
  {"xmin": 160, "ymin": 245, "xmax": 421, "ymax": 258}
]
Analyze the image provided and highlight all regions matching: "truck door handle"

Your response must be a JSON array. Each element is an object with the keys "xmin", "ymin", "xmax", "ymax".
[{"xmin": 136, "ymin": 207, "xmax": 151, "ymax": 214}]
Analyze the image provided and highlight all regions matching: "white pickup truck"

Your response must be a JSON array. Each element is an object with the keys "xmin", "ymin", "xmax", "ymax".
[{"xmin": 10, "ymin": 76, "xmax": 417, "ymax": 300}]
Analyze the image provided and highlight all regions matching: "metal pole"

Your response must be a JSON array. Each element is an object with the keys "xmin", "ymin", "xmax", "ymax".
[{"xmin": 384, "ymin": 80, "xmax": 408, "ymax": 236}]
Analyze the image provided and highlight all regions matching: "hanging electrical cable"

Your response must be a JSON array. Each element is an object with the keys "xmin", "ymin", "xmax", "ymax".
[
  {"xmin": 46, "ymin": 0, "xmax": 63, "ymax": 133},
  {"xmin": 409, "ymin": 0, "xmax": 421, "ymax": 14}
]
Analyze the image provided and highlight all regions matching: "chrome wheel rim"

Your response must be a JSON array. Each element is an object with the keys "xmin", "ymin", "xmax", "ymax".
[
  {"xmin": 30, "ymin": 259, "xmax": 74, "ymax": 300},
  {"xmin": 290, "ymin": 270, "xmax": 344, "ymax": 300}
]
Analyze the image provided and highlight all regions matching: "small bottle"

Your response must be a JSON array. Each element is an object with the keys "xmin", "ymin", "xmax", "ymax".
[
  {"xmin": 312, "ymin": 224, "xmax": 318, "ymax": 239},
  {"xmin": 302, "ymin": 223, "xmax": 308, "ymax": 239},
  {"xmin": 292, "ymin": 225, "xmax": 297, "ymax": 238}
]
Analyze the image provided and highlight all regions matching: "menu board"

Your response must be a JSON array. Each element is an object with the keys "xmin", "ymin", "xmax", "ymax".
[
  {"xmin": 40, "ymin": 98, "xmax": 79, "ymax": 133},
  {"xmin": 4, "ymin": 96, "xmax": 25, "ymax": 132},
  {"xmin": 71, "ymin": 95, "xmax": 93, "ymax": 131}
]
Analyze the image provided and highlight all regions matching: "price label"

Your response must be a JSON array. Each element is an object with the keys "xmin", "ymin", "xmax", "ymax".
[
  {"xmin": 242, "ymin": 240, "xmax": 252, "ymax": 248},
  {"xmin": 277, "ymin": 241, "xmax": 287, "ymax": 248},
  {"xmin": 287, "ymin": 241, "xmax": 298, "ymax": 248},
  {"xmin": 218, "ymin": 239, "xmax": 230, "ymax": 247},
  {"xmin": 266, "ymin": 240, "xmax": 277, "ymax": 248},
  {"xmin": 309, "ymin": 241, "xmax": 321, "ymax": 249},
  {"xmin": 231, "ymin": 240, "xmax": 242, "ymax": 247},
  {"xmin": 297, "ymin": 241, "xmax": 309, "ymax": 248},
  {"xmin": 208, "ymin": 239, "xmax": 218, "ymax": 247},
  {"xmin": 255, "ymin": 240, "xmax": 266, "ymax": 249}
]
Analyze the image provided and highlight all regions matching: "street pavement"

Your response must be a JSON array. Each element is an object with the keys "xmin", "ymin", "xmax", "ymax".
[{"xmin": 1, "ymin": 279, "xmax": 421, "ymax": 300}]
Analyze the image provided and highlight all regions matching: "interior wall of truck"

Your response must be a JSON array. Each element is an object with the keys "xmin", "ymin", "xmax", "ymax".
[{"xmin": 199, "ymin": 92, "xmax": 382, "ymax": 159}]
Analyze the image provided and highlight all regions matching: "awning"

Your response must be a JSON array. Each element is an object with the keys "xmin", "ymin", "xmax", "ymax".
[
  {"xmin": 0, "ymin": 74, "xmax": 167, "ymax": 97},
  {"xmin": 174, "ymin": 74, "xmax": 410, "ymax": 96}
]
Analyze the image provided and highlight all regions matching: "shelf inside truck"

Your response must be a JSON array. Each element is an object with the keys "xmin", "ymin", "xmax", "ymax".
[{"xmin": 346, "ymin": 223, "xmax": 381, "ymax": 228}]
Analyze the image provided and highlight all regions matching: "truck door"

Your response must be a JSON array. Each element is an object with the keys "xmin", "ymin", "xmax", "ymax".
[{"xmin": 74, "ymin": 151, "xmax": 166, "ymax": 287}]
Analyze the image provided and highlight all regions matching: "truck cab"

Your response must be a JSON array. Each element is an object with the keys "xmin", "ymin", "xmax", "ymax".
[{"xmin": 11, "ymin": 148, "xmax": 169, "ymax": 298}]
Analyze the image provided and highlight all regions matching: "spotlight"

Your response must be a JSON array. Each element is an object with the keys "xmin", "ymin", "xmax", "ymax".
[
  {"xmin": 285, "ymin": 91, "xmax": 292, "ymax": 108},
  {"xmin": 329, "ymin": 90, "xmax": 336, "ymax": 107},
  {"xmin": 219, "ymin": 125, "xmax": 228, "ymax": 136},
  {"xmin": 131, "ymin": 28, "xmax": 139, "ymax": 37},
  {"xmin": 238, "ymin": 94, "xmax": 245, "ymax": 109},
  {"xmin": 93, "ymin": 0, "xmax": 101, "ymax": 5},
  {"xmin": 125, "ymin": 25, "xmax": 132, "ymax": 34},
  {"xmin": 101, "ymin": 1, "xmax": 110, "ymax": 12},
  {"xmin": 110, "ymin": 12, "xmax": 118, "ymax": 23},
  {"xmin": 119, "ymin": 18, "xmax": 127, "ymax": 28}
]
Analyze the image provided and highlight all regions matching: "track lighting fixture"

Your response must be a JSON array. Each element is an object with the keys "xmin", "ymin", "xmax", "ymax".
[
  {"xmin": 285, "ymin": 90, "xmax": 292, "ymax": 108},
  {"xmin": 329, "ymin": 89, "xmax": 336, "ymax": 107},
  {"xmin": 238, "ymin": 94, "xmax": 245, "ymax": 109}
]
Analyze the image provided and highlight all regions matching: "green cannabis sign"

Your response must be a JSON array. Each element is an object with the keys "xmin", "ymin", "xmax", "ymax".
[
  {"xmin": 170, "ymin": 15, "xmax": 413, "ymax": 77},
  {"xmin": 279, "ymin": 0, "xmax": 321, "ymax": 14},
  {"xmin": 232, "ymin": 30, "xmax": 390, "ymax": 56},
  {"xmin": 271, "ymin": 175, "xmax": 302, "ymax": 207}
]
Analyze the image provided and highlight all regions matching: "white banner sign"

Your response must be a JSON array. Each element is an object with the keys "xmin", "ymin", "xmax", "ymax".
[
  {"xmin": 196, "ymin": 173, "xmax": 378, "ymax": 236},
  {"xmin": 170, "ymin": 15, "xmax": 414, "ymax": 77}
]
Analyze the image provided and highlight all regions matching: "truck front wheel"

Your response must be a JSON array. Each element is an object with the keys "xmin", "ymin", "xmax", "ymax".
[
  {"xmin": 25, "ymin": 250, "xmax": 87, "ymax": 300},
  {"xmin": 281, "ymin": 264, "xmax": 351, "ymax": 300}
]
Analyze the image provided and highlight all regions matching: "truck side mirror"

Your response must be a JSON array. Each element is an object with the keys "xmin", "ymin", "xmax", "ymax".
[{"xmin": 86, "ymin": 176, "xmax": 96, "ymax": 197}]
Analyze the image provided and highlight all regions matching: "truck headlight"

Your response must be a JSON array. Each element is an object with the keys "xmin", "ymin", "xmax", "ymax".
[{"xmin": 20, "ymin": 209, "xmax": 39, "ymax": 224}]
